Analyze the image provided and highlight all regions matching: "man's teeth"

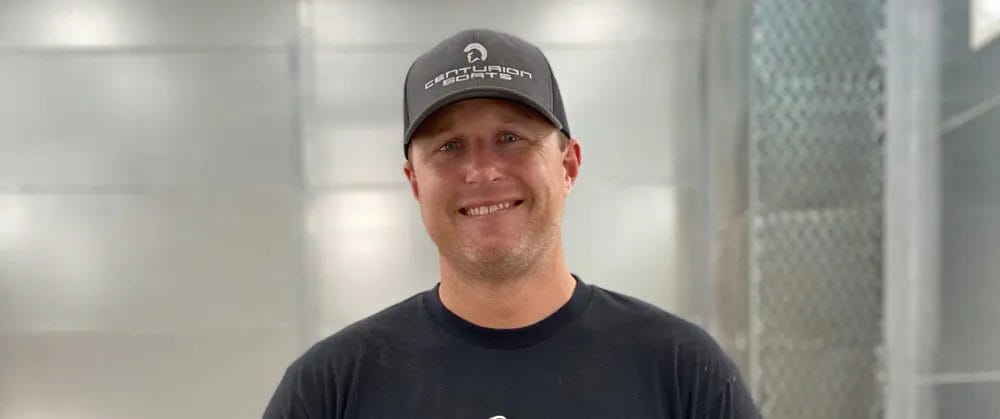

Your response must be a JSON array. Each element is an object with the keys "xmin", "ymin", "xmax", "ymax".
[{"xmin": 466, "ymin": 201, "xmax": 514, "ymax": 216}]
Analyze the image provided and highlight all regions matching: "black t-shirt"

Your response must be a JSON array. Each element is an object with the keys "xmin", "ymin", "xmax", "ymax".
[{"xmin": 263, "ymin": 276, "xmax": 759, "ymax": 418}]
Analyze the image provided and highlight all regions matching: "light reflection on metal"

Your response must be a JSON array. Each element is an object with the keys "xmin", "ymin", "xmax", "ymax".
[{"xmin": 971, "ymin": 0, "xmax": 1000, "ymax": 50}]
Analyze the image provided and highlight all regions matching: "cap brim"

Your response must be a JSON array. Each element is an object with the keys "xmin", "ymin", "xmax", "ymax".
[{"xmin": 404, "ymin": 86, "xmax": 564, "ymax": 143}]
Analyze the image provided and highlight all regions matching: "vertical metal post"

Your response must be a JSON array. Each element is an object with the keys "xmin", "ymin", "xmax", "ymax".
[
  {"xmin": 884, "ymin": 0, "xmax": 941, "ymax": 417},
  {"xmin": 293, "ymin": 0, "xmax": 318, "ymax": 349}
]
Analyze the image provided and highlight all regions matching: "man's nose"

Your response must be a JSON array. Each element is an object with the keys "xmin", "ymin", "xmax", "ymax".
[{"xmin": 464, "ymin": 146, "xmax": 504, "ymax": 184}]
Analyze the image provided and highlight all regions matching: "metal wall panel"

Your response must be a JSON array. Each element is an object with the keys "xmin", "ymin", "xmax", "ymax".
[
  {"xmin": 0, "ymin": 192, "xmax": 299, "ymax": 334},
  {"xmin": 0, "ymin": 0, "xmax": 295, "ymax": 48},
  {"xmin": 547, "ymin": 45, "xmax": 702, "ymax": 185},
  {"xmin": 1, "ymin": 54, "xmax": 294, "ymax": 188},
  {"xmin": 940, "ymin": 107, "xmax": 1000, "ymax": 375},
  {"xmin": 312, "ymin": 0, "xmax": 702, "ymax": 46},
  {"xmin": 0, "ymin": 1, "xmax": 302, "ymax": 418},
  {"xmin": 940, "ymin": 0, "xmax": 1000, "ymax": 123},
  {"xmin": 887, "ymin": 0, "xmax": 1000, "ymax": 416},
  {"xmin": 0, "ymin": 331, "xmax": 296, "ymax": 419},
  {"xmin": 933, "ymin": 3, "xmax": 1000, "ymax": 415},
  {"xmin": 0, "ymin": 56, "xmax": 12, "ymax": 141},
  {"xmin": 309, "ymin": 51, "xmax": 418, "ymax": 187},
  {"xmin": 935, "ymin": 383, "xmax": 1000, "ymax": 419}
]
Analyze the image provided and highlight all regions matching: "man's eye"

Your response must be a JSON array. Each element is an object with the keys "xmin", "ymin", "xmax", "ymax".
[
  {"xmin": 438, "ymin": 141, "xmax": 460, "ymax": 152},
  {"xmin": 500, "ymin": 133, "xmax": 519, "ymax": 143}
]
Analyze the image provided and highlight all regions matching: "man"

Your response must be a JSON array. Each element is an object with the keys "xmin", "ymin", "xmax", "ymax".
[{"xmin": 264, "ymin": 29, "xmax": 758, "ymax": 418}]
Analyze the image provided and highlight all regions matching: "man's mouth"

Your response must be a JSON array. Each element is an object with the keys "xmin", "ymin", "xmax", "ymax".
[{"xmin": 458, "ymin": 200, "xmax": 524, "ymax": 217}]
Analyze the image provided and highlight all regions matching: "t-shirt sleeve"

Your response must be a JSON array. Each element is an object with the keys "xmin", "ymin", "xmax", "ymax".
[
  {"xmin": 670, "ymin": 328, "xmax": 761, "ymax": 419},
  {"xmin": 703, "ymin": 365, "xmax": 759, "ymax": 419},
  {"xmin": 262, "ymin": 356, "xmax": 336, "ymax": 419}
]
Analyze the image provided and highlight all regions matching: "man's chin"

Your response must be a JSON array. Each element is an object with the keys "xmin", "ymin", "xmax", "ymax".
[
  {"xmin": 463, "ymin": 246, "xmax": 516, "ymax": 266},
  {"xmin": 457, "ymin": 244, "xmax": 530, "ymax": 280}
]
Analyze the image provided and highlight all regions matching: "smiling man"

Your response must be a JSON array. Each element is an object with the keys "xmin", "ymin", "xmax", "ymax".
[{"xmin": 264, "ymin": 29, "xmax": 759, "ymax": 419}]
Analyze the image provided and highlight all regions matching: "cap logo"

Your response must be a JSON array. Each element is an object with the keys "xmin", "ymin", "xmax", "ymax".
[
  {"xmin": 464, "ymin": 42, "xmax": 487, "ymax": 63},
  {"xmin": 422, "ymin": 42, "xmax": 532, "ymax": 91}
]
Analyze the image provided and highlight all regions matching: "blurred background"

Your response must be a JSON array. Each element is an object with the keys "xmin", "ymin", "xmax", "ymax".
[{"xmin": 0, "ymin": 0, "xmax": 997, "ymax": 418}]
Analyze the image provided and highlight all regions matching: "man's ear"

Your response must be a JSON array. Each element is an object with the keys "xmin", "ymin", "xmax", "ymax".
[
  {"xmin": 563, "ymin": 138, "xmax": 582, "ymax": 194},
  {"xmin": 403, "ymin": 160, "xmax": 419, "ymax": 200}
]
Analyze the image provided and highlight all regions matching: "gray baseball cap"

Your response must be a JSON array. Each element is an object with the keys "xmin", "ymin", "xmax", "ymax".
[{"xmin": 402, "ymin": 29, "xmax": 570, "ymax": 157}]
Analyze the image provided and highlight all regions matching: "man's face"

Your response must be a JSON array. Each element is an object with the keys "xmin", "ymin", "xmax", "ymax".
[{"xmin": 404, "ymin": 98, "xmax": 581, "ymax": 280}]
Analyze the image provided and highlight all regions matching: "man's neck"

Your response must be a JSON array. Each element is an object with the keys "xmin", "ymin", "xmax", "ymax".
[{"xmin": 436, "ymin": 246, "xmax": 576, "ymax": 329}]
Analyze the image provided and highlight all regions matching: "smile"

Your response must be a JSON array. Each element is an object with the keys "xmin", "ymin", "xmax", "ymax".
[{"xmin": 459, "ymin": 200, "xmax": 524, "ymax": 217}]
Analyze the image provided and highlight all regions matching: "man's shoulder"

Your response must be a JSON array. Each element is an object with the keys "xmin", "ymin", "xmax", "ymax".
[
  {"xmin": 587, "ymin": 284, "xmax": 749, "ymax": 396},
  {"xmin": 586, "ymin": 284, "xmax": 727, "ymax": 356},
  {"xmin": 588, "ymin": 284, "xmax": 758, "ymax": 415}
]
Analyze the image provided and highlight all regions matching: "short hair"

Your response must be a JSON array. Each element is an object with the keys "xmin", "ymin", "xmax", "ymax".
[{"xmin": 557, "ymin": 131, "xmax": 569, "ymax": 151}]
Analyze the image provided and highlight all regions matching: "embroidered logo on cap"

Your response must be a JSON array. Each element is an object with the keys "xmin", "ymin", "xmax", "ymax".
[
  {"xmin": 464, "ymin": 42, "xmax": 488, "ymax": 63},
  {"xmin": 422, "ymin": 42, "xmax": 533, "ymax": 90}
]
